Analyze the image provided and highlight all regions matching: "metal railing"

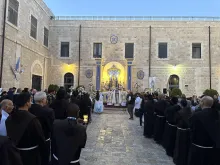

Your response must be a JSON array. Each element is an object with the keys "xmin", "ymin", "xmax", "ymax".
[{"xmin": 51, "ymin": 16, "xmax": 220, "ymax": 21}]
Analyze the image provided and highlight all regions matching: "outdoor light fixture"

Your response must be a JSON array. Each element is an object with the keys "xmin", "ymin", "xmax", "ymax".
[{"xmin": 173, "ymin": 64, "xmax": 177, "ymax": 70}]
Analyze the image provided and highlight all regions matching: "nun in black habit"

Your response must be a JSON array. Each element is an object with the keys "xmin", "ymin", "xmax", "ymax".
[
  {"xmin": 153, "ymin": 94, "xmax": 169, "ymax": 144},
  {"xmin": 52, "ymin": 103, "xmax": 87, "ymax": 165},
  {"xmin": 173, "ymin": 99, "xmax": 192, "ymax": 165},
  {"xmin": 162, "ymin": 97, "xmax": 181, "ymax": 156},
  {"xmin": 143, "ymin": 95, "xmax": 155, "ymax": 138}
]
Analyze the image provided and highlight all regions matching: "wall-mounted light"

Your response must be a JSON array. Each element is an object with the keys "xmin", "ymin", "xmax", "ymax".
[{"xmin": 173, "ymin": 64, "xmax": 177, "ymax": 70}]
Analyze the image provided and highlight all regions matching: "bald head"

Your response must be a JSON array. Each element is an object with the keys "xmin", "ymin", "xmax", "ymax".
[
  {"xmin": 200, "ymin": 96, "xmax": 214, "ymax": 109},
  {"xmin": 0, "ymin": 99, "xmax": 14, "ymax": 114}
]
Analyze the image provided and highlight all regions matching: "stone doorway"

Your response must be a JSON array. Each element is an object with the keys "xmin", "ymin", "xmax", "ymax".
[
  {"xmin": 64, "ymin": 73, "xmax": 74, "ymax": 91},
  {"xmin": 32, "ymin": 75, "xmax": 42, "ymax": 91},
  {"xmin": 168, "ymin": 74, "xmax": 180, "ymax": 91}
]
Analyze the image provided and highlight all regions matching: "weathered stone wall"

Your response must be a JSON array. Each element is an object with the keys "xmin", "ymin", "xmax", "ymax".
[
  {"xmin": 0, "ymin": 0, "xmax": 53, "ymax": 90},
  {"xmin": 49, "ymin": 20, "xmax": 220, "ymax": 96}
]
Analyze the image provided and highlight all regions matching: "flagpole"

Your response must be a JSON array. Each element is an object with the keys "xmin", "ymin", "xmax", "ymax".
[{"xmin": 0, "ymin": 0, "xmax": 7, "ymax": 87}]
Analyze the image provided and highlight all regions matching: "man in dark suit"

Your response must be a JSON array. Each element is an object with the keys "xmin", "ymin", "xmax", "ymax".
[
  {"xmin": 29, "ymin": 92, "xmax": 55, "ymax": 165},
  {"xmin": 126, "ymin": 91, "xmax": 135, "ymax": 120},
  {"xmin": 188, "ymin": 96, "xmax": 220, "ymax": 165}
]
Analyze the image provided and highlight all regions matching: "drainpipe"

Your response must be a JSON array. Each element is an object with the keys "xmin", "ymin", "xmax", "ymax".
[
  {"xmin": 208, "ymin": 26, "xmax": 212, "ymax": 89},
  {"xmin": 148, "ymin": 26, "xmax": 152, "ymax": 78},
  {"xmin": 0, "ymin": 0, "xmax": 7, "ymax": 87},
  {"xmin": 78, "ymin": 25, "xmax": 81, "ymax": 86}
]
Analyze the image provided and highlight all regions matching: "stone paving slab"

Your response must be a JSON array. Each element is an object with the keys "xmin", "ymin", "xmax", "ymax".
[{"xmin": 80, "ymin": 109, "xmax": 174, "ymax": 165}]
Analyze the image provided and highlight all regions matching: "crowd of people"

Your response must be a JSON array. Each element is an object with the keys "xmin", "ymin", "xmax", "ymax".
[
  {"xmin": 127, "ymin": 91, "xmax": 220, "ymax": 165},
  {"xmin": 1, "ymin": 86, "xmax": 220, "ymax": 165},
  {"xmin": 0, "ymin": 87, "xmax": 91, "ymax": 165}
]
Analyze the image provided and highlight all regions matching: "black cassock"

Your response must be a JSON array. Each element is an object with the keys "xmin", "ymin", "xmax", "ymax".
[
  {"xmin": 0, "ymin": 135, "xmax": 23, "ymax": 165},
  {"xmin": 50, "ymin": 99, "xmax": 69, "ymax": 119},
  {"xmin": 173, "ymin": 107, "xmax": 192, "ymax": 165},
  {"xmin": 6, "ymin": 110, "xmax": 48, "ymax": 165},
  {"xmin": 188, "ymin": 108, "xmax": 220, "ymax": 165},
  {"xmin": 143, "ymin": 100, "xmax": 155, "ymax": 138},
  {"xmin": 29, "ymin": 104, "xmax": 55, "ymax": 164},
  {"xmin": 163, "ymin": 104, "xmax": 181, "ymax": 156},
  {"xmin": 52, "ymin": 118, "xmax": 87, "ymax": 165},
  {"xmin": 153, "ymin": 100, "xmax": 168, "ymax": 144}
]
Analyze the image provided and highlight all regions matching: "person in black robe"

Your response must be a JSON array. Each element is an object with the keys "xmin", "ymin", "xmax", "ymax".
[
  {"xmin": 71, "ymin": 92, "xmax": 80, "ymax": 106},
  {"xmin": 52, "ymin": 103, "xmax": 87, "ymax": 165},
  {"xmin": 188, "ymin": 96, "xmax": 220, "ymax": 165},
  {"xmin": 153, "ymin": 94, "xmax": 168, "ymax": 144},
  {"xmin": 0, "ymin": 135, "xmax": 23, "ymax": 165},
  {"xmin": 79, "ymin": 93, "xmax": 92, "ymax": 121},
  {"xmin": 173, "ymin": 99, "xmax": 192, "ymax": 165},
  {"xmin": 212, "ymin": 95, "xmax": 220, "ymax": 111},
  {"xmin": 163, "ymin": 97, "xmax": 181, "ymax": 156},
  {"xmin": 50, "ymin": 88, "xmax": 69, "ymax": 119},
  {"xmin": 5, "ymin": 92, "xmax": 48, "ymax": 165},
  {"xmin": 143, "ymin": 95, "xmax": 155, "ymax": 138},
  {"xmin": 29, "ymin": 91, "xmax": 55, "ymax": 164}
]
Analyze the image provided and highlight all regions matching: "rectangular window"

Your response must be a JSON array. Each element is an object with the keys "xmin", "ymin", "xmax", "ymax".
[
  {"xmin": 30, "ymin": 15, "xmax": 37, "ymax": 39},
  {"xmin": 8, "ymin": 0, "xmax": 19, "ymax": 26},
  {"xmin": 125, "ymin": 43, "xmax": 134, "ymax": 58},
  {"xmin": 44, "ymin": 27, "xmax": 49, "ymax": 47},
  {"xmin": 158, "ymin": 43, "xmax": 168, "ymax": 58},
  {"xmin": 192, "ymin": 43, "xmax": 201, "ymax": 59},
  {"xmin": 61, "ymin": 42, "xmax": 69, "ymax": 57},
  {"xmin": 93, "ymin": 43, "xmax": 102, "ymax": 58}
]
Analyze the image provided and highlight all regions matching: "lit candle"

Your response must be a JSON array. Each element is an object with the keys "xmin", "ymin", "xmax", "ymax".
[{"xmin": 83, "ymin": 115, "xmax": 88, "ymax": 124}]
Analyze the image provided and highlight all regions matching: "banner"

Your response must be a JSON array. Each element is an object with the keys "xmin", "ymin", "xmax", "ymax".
[{"xmin": 149, "ymin": 77, "xmax": 156, "ymax": 89}]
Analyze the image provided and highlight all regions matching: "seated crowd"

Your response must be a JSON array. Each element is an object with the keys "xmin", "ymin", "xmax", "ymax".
[
  {"xmin": 128, "ymin": 91, "xmax": 220, "ymax": 165},
  {"xmin": 0, "ymin": 87, "xmax": 90, "ymax": 165}
]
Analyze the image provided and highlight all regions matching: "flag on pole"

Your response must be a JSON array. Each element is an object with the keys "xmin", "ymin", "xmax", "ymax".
[
  {"xmin": 10, "ymin": 65, "xmax": 17, "ymax": 80},
  {"xmin": 15, "ymin": 57, "xmax": 20, "ymax": 72}
]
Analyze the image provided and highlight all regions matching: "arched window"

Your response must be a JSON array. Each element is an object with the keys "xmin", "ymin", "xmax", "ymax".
[
  {"xmin": 64, "ymin": 73, "xmax": 74, "ymax": 91},
  {"xmin": 169, "ymin": 75, "xmax": 179, "ymax": 91}
]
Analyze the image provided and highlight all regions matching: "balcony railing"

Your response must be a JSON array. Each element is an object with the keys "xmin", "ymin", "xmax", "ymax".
[{"xmin": 51, "ymin": 16, "xmax": 220, "ymax": 21}]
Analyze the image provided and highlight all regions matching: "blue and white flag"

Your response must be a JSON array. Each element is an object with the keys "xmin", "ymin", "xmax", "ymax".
[{"xmin": 15, "ymin": 57, "xmax": 20, "ymax": 72}]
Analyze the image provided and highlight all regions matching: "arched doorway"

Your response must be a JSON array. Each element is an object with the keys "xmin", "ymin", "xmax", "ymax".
[
  {"xmin": 64, "ymin": 73, "xmax": 74, "ymax": 91},
  {"xmin": 31, "ymin": 61, "xmax": 43, "ymax": 91},
  {"xmin": 169, "ymin": 74, "xmax": 179, "ymax": 91}
]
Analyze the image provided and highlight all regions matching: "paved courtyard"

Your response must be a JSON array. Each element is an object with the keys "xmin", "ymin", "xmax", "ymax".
[{"xmin": 80, "ymin": 109, "xmax": 174, "ymax": 165}]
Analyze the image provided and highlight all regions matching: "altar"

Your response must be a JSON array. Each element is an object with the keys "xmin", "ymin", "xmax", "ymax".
[
  {"xmin": 102, "ymin": 90, "xmax": 127, "ymax": 107},
  {"xmin": 101, "ymin": 63, "xmax": 127, "ymax": 107}
]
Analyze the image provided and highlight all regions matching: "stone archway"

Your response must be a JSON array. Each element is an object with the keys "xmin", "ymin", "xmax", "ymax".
[
  {"xmin": 31, "ymin": 60, "xmax": 43, "ymax": 76},
  {"xmin": 31, "ymin": 60, "xmax": 43, "ymax": 91},
  {"xmin": 168, "ymin": 74, "xmax": 180, "ymax": 91},
  {"xmin": 64, "ymin": 73, "xmax": 74, "ymax": 91}
]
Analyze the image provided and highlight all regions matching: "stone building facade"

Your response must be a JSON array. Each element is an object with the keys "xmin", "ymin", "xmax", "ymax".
[
  {"xmin": 0, "ymin": 0, "xmax": 53, "ymax": 91},
  {"xmin": 49, "ymin": 19, "xmax": 220, "ymax": 96},
  {"xmin": 1, "ymin": 0, "xmax": 220, "ymax": 96}
]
